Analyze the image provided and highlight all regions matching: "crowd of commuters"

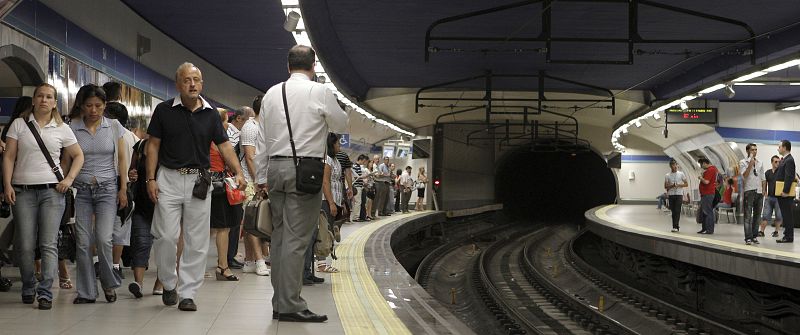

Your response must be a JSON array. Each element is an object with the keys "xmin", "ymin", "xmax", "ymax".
[
  {"xmin": 661, "ymin": 141, "xmax": 796, "ymax": 245},
  {"xmin": 0, "ymin": 45, "xmax": 428, "ymax": 321}
]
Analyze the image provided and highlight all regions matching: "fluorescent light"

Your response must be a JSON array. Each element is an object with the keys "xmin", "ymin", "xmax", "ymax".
[
  {"xmin": 653, "ymin": 112, "xmax": 661, "ymax": 120},
  {"xmin": 734, "ymin": 82, "xmax": 765, "ymax": 86},
  {"xmin": 764, "ymin": 59, "xmax": 800, "ymax": 73},
  {"xmin": 733, "ymin": 71, "xmax": 768, "ymax": 82},
  {"xmin": 621, "ymin": 126, "xmax": 629, "ymax": 134},
  {"xmin": 781, "ymin": 105, "xmax": 800, "ymax": 111},
  {"xmin": 634, "ymin": 120, "xmax": 642, "ymax": 128},
  {"xmin": 698, "ymin": 84, "xmax": 726, "ymax": 94},
  {"xmin": 679, "ymin": 101, "xmax": 689, "ymax": 111},
  {"xmin": 790, "ymin": 83, "xmax": 800, "ymax": 86}
]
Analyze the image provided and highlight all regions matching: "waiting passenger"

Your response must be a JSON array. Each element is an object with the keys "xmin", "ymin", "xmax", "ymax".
[
  {"xmin": 415, "ymin": 167, "xmax": 427, "ymax": 211},
  {"xmin": 739, "ymin": 143, "xmax": 766, "ymax": 245},
  {"xmin": 697, "ymin": 158, "xmax": 718, "ymax": 234},
  {"xmin": 311, "ymin": 133, "xmax": 342, "ymax": 279},
  {"xmin": 209, "ymin": 109, "xmax": 239, "ymax": 282},
  {"xmin": 241, "ymin": 100, "xmax": 270, "ymax": 276},
  {"xmin": 3, "ymin": 83, "xmax": 84, "ymax": 310},
  {"xmin": 365, "ymin": 158, "xmax": 377, "ymax": 220},
  {"xmin": 759, "ymin": 155, "xmax": 783, "ymax": 238},
  {"xmin": 714, "ymin": 178, "xmax": 734, "ymax": 213},
  {"xmin": 775, "ymin": 140, "xmax": 795, "ymax": 243},
  {"xmin": 664, "ymin": 159, "xmax": 687, "ymax": 232},
  {"xmin": 351, "ymin": 154, "xmax": 368, "ymax": 222},
  {"xmin": 254, "ymin": 45, "xmax": 348, "ymax": 322},
  {"xmin": 374, "ymin": 156, "xmax": 391, "ymax": 217},
  {"xmin": 67, "ymin": 84, "xmax": 129, "ymax": 304},
  {"xmin": 400, "ymin": 166, "xmax": 413, "ymax": 213}
]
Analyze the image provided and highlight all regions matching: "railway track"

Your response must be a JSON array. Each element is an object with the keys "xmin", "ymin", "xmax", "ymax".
[{"xmin": 420, "ymin": 223, "xmax": 749, "ymax": 335}]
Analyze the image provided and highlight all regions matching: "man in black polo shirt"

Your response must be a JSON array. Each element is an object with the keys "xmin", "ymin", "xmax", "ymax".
[{"xmin": 145, "ymin": 63, "xmax": 246, "ymax": 312}]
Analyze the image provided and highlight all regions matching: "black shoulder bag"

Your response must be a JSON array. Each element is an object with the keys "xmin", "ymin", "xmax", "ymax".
[
  {"xmin": 25, "ymin": 121, "xmax": 74, "ymax": 224},
  {"xmin": 25, "ymin": 121, "xmax": 76, "ymax": 262},
  {"xmin": 282, "ymin": 82, "xmax": 324, "ymax": 194}
]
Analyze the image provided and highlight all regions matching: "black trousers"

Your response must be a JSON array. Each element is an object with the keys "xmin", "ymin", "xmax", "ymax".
[
  {"xmin": 777, "ymin": 197, "xmax": 794, "ymax": 240},
  {"xmin": 668, "ymin": 195, "xmax": 683, "ymax": 229},
  {"xmin": 227, "ymin": 205, "xmax": 243, "ymax": 263}
]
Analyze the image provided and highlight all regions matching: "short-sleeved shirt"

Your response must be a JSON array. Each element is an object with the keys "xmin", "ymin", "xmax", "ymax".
[
  {"xmin": 664, "ymin": 171, "xmax": 687, "ymax": 196},
  {"xmin": 336, "ymin": 152, "xmax": 352, "ymax": 184},
  {"xmin": 352, "ymin": 164, "xmax": 364, "ymax": 188},
  {"xmin": 147, "ymin": 96, "xmax": 228, "ymax": 169},
  {"xmin": 70, "ymin": 116, "xmax": 125, "ymax": 184},
  {"xmin": 6, "ymin": 115, "xmax": 78, "ymax": 185},
  {"xmin": 722, "ymin": 186, "xmax": 733, "ymax": 205},
  {"xmin": 239, "ymin": 119, "xmax": 258, "ymax": 181},
  {"xmin": 700, "ymin": 166, "xmax": 718, "ymax": 195},
  {"xmin": 765, "ymin": 169, "xmax": 778, "ymax": 197},
  {"xmin": 739, "ymin": 158, "xmax": 766, "ymax": 193},
  {"xmin": 226, "ymin": 123, "xmax": 240, "ymax": 147},
  {"xmin": 323, "ymin": 156, "xmax": 343, "ymax": 206}
]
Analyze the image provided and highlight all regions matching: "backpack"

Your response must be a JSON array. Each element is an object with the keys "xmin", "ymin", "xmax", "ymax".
[{"xmin": 314, "ymin": 211, "xmax": 335, "ymax": 258}]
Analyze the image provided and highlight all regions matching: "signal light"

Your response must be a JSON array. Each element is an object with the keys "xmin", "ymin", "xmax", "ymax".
[{"xmin": 433, "ymin": 179, "xmax": 441, "ymax": 189}]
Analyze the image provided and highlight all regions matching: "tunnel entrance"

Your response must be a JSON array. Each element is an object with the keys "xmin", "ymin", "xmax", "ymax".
[{"xmin": 496, "ymin": 147, "xmax": 617, "ymax": 223}]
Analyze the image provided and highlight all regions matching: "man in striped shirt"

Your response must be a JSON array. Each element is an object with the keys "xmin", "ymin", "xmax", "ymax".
[
  {"xmin": 351, "ymin": 155, "xmax": 368, "ymax": 222},
  {"xmin": 336, "ymin": 151, "xmax": 353, "ymax": 221}
]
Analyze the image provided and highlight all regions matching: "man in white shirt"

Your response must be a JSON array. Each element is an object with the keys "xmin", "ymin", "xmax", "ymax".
[
  {"xmin": 255, "ymin": 45, "xmax": 348, "ymax": 323},
  {"xmin": 664, "ymin": 159, "xmax": 688, "ymax": 232},
  {"xmin": 739, "ymin": 143, "xmax": 766, "ymax": 244},
  {"xmin": 399, "ymin": 166, "xmax": 413, "ymax": 213}
]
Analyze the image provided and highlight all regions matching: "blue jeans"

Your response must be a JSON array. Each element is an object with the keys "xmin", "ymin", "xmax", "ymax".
[
  {"xmin": 701, "ymin": 194, "xmax": 715, "ymax": 233},
  {"xmin": 74, "ymin": 179, "xmax": 121, "ymax": 299},
  {"xmin": 742, "ymin": 190, "xmax": 763, "ymax": 241},
  {"xmin": 12, "ymin": 186, "xmax": 65, "ymax": 301}
]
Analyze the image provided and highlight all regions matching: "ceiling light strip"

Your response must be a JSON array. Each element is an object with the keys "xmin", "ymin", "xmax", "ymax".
[
  {"xmin": 610, "ymin": 57, "xmax": 800, "ymax": 151},
  {"xmin": 282, "ymin": 2, "xmax": 415, "ymax": 137}
]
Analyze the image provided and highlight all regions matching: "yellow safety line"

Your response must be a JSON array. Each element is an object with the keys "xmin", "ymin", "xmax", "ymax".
[
  {"xmin": 332, "ymin": 214, "xmax": 421, "ymax": 335},
  {"xmin": 595, "ymin": 205, "xmax": 800, "ymax": 259}
]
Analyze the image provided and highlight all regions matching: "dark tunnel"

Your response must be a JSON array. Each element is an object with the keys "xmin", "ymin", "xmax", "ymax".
[{"xmin": 496, "ymin": 148, "xmax": 617, "ymax": 223}]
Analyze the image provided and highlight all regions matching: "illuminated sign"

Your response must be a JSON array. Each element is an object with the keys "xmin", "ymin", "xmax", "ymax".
[{"xmin": 665, "ymin": 108, "xmax": 717, "ymax": 124}]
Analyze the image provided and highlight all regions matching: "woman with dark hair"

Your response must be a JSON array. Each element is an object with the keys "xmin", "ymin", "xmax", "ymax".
[
  {"xmin": 209, "ymin": 109, "xmax": 240, "ymax": 281},
  {"xmin": 67, "ymin": 84, "xmax": 128, "ymax": 304},
  {"xmin": 3, "ymin": 83, "xmax": 84, "ymax": 309},
  {"xmin": 315, "ymin": 133, "xmax": 342, "ymax": 274}
]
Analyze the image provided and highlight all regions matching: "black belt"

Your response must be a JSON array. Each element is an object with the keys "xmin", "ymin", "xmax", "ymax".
[
  {"xmin": 270, "ymin": 155, "xmax": 322, "ymax": 161},
  {"xmin": 13, "ymin": 183, "xmax": 58, "ymax": 190}
]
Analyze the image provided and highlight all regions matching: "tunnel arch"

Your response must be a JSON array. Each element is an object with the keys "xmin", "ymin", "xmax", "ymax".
[
  {"xmin": 0, "ymin": 44, "xmax": 46, "ymax": 86},
  {"xmin": 495, "ymin": 142, "xmax": 617, "ymax": 223}
]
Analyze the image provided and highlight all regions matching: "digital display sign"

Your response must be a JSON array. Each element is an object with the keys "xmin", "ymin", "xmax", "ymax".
[{"xmin": 665, "ymin": 108, "xmax": 717, "ymax": 124}]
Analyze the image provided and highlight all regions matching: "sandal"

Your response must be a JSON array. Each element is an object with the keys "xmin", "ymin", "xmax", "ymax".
[
  {"xmin": 215, "ymin": 266, "xmax": 239, "ymax": 281},
  {"xmin": 59, "ymin": 277, "xmax": 73, "ymax": 289},
  {"xmin": 316, "ymin": 263, "xmax": 340, "ymax": 273}
]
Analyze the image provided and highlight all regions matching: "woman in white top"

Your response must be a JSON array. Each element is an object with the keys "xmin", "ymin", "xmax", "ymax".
[
  {"xmin": 2, "ymin": 83, "xmax": 84, "ymax": 310},
  {"xmin": 415, "ymin": 167, "xmax": 428, "ymax": 211},
  {"xmin": 316, "ymin": 133, "xmax": 343, "ymax": 275}
]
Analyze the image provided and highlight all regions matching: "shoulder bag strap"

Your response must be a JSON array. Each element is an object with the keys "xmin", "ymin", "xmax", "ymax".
[
  {"xmin": 281, "ymin": 82, "xmax": 299, "ymax": 167},
  {"xmin": 25, "ymin": 120, "xmax": 64, "ymax": 182}
]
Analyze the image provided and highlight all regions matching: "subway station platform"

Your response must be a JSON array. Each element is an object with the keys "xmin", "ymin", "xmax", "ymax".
[
  {"xmin": 586, "ymin": 204, "xmax": 800, "ymax": 291},
  {"xmin": 0, "ymin": 210, "xmax": 467, "ymax": 335}
]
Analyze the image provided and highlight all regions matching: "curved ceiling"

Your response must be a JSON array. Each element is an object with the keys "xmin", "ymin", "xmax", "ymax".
[
  {"xmin": 301, "ymin": 1, "xmax": 800, "ymax": 99},
  {"xmin": 121, "ymin": 0, "xmax": 296, "ymax": 91}
]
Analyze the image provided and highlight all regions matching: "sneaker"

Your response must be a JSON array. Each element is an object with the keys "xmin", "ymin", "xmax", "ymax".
[
  {"xmin": 670, "ymin": 228, "xmax": 679, "ymax": 233},
  {"xmin": 752, "ymin": 238, "xmax": 760, "ymax": 245},
  {"xmin": 129, "ymin": 282, "xmax": 143, "ymax": 298},
  {"xmin": 745, "ymin": 240, "xmax": 753, "ymax": 245},
  {"xmin": 772, "ymin": 231, "xmax": 779, "ymax": 238},
  {"xmin": 242, "ymin": 261, "xmax": 256, "ymax": 273},
  {"xmin": 758, "ymin": 231, "xmax": 765, "ymax": 237},
  {"xmin": 255, "ymin": 260, "xmax": 270, "ymax": 276}
]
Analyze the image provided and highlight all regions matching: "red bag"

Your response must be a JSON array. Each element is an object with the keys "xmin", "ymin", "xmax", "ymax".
[{"xmin": 226, "ymin": 183, "xmax": 246, "ymax": 205}]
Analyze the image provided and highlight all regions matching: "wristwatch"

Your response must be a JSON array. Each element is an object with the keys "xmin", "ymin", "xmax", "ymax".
[{"xmin": 146, "ymin": 178, "xmax": 156, "ymax": 183}]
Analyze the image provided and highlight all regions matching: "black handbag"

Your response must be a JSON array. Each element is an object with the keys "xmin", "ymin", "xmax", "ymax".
[
  {"xmin": 24, "ymin": 121, "xmax": 74, "ymax": 225},
  {"xmin": 281, "ymin": 82, "xmax": 324, "ymax": 194},
  {"xmin": 181, "ymin": 113, "xmax": 211, "ymax": 200}
]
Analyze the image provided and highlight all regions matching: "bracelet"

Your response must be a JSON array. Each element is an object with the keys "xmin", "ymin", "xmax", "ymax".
[{"xmin": 146, "ymin": 178, "xmax": 156, "ymax": 183}]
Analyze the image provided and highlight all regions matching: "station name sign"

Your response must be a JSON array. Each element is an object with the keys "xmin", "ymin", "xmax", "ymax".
[{"xmin": 665, "ymin": 108, "xmax": 717, "ymax": 124}]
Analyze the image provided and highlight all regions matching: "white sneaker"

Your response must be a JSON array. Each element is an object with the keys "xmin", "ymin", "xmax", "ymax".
[
  {"xmin": 242, "ymin": 261, "xmax": 256, "ymax": 273},
  {"xmin": 255, "ymin": 260, "xmax": 270, "ymax": 276}
]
